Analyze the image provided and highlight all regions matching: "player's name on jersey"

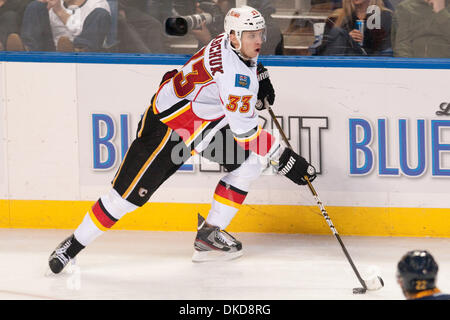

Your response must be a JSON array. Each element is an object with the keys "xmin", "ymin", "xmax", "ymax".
[{"xmin": 209, "ymin": 34, "xmax": 224, "ymax": 76}]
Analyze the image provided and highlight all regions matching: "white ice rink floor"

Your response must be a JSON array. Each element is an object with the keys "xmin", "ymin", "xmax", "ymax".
[{"xmin": 0, "ymin": 228, "xmax": 449, "ymax": 300}]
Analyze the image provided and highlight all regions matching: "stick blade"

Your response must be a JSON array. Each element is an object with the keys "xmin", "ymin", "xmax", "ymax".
[{"xmin": 353, "ymin": 287, "xmax": 367, "ymax": 294}]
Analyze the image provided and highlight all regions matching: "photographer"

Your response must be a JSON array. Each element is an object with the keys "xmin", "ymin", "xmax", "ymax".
[
  {"xmin": 169, "ymin": 0, "xmax": 283, "ymax": 55},
  {"xmin": 190, "ymin": 0, "xmax": 224, "ymax": 48},
  {"xmin": 167, "ymin": 0, "xmax": 224, "ymax": 49}
]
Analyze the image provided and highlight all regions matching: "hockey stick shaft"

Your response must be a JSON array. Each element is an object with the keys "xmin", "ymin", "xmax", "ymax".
[
  {"xmin": 267, "ymin": 105, "xmax": 367, "ymax": 289},
  {"xmin": 304, "ymin": 178, "xmax": 367, "ymax": 289}
]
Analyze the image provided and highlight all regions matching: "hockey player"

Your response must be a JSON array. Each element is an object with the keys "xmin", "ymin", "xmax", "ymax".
[
  {"xmin": 48, "ymin": 5, "xmax": 317, "ymax": 273},
  {"xmin": 397, "ymin": 250, "xmax": 450, "ymax": 300}
]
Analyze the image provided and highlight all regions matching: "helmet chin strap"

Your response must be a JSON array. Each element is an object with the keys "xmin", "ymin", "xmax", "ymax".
[
  {"xmin": 229, "ymin": 33, "xmax": 242, "ymax": 53},
  {"xmin": 229, "ymin": 33, "xmax": 253, "ymax": 62}
]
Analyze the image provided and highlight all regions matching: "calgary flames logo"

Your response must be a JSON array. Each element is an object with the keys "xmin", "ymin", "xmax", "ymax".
[{"xmin": 229, "ymin": 11, "xmax": 240, "ymax": 18}]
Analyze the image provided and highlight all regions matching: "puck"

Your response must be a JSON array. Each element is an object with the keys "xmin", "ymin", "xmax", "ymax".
[{"xmin": 353, "ymin": 287, "xmax": 367, "ymax": 294}]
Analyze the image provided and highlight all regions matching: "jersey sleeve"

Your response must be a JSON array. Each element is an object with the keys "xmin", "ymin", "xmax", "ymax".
[{"xmin": 217, "ymin": 73, "xmax": 276, "ymax": 156}]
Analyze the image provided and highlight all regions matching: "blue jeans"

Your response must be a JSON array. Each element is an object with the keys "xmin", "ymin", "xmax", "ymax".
[
  {"xmin": 21, "ymin": 1, "xmax": 111, "ymax": 52},
  {"xmin": 0, "ymin": 10, "xmax": 20, "ymax": 48},
  {"xmin": 105, "ymin": 0, "xmax": 118, "ymax": 49},
  {"xmin": 21, "ymin": 1, "xmax": 54, "ymax": 51}
]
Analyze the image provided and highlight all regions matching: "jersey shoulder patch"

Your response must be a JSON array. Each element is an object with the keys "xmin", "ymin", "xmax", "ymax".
[{"xmin": 235, "ymin": 74, "xmax": 250, "ymax": 89}]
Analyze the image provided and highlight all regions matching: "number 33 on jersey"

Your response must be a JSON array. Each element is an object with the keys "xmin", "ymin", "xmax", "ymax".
[{"xmin": 152, "ymin": 33, "xmax": 276, "ymax": 156}]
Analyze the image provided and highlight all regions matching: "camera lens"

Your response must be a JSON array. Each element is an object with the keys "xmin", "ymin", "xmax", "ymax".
[{"xmin": 165, "ymin": 17, "xmax": 189, "ymax": 36}]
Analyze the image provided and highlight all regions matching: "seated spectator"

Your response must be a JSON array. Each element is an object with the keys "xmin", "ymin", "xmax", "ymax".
[
  {"xmin": 397, "ymin": 250, "xmax": 450, "ymax": 300},
  {"xmin": 116, "ymin": 0, "xmax": 165, "ymax": 53},
  {"xmin": 0, "ymin": 0, "xmax": 31, "ymax": 51},
  {"xmin": 392, "ymin": 0, "xmax": 450, "ymax": 58},
  {"xmin": 328, "ymin": 0, "xmax": 396, "ymax": 10},
  {"xmin": 311, "ymin": 0, "xmax": 393, "ymax": 56},
  {"xmin": 104, "ymin": 0, "xmax": 118, "ymax": 50},
  {"xmin": 21, "ymin": 0, "xmax": 111, "ymax": 52}
]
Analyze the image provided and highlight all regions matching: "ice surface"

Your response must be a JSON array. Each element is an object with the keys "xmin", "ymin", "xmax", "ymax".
[{"xmin": 0, "ymin": 229, "xmax": 449, "ymax": 300}]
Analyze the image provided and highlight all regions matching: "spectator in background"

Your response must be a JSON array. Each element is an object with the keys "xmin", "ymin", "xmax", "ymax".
[
  {"xmin": 21, "ymin": 0, "xmax": 111, "ymax": 52},
  {"xmin": 392, "ymin": 0, "xmax": 450, "ymax": 58},
  {"xmin": 312, "ymin": 0, "xmax": 393, "ymax": 55},
  {"xmin": 104, "ymin": 0, "xmax": 118, "ymax": 50},
  {"xmin": 0, "ymin": 0, "xmax": 31, "ymax": 51},
  {"xmin": 177, "ymin": 0, "xmax": 283, "ymax": 55},
  {"xmin": 397, "ymin": 250, "xmax": 450, "ymax": 300},
  {"xmin": 327, "ymin": 0, "xmax": 396, "ymax": 10},
  {"xmin": 116, "ymin": 0, "xmax": 165, "ymax": 53}
]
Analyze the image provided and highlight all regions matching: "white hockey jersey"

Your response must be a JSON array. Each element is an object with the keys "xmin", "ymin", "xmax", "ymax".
[
  {"xmin": 152, "ymin": 33, "xmax": 275, "ymax": 156},
  {"xmin": 49, "ymin": 0, "xmax": 111, "ymax": 46}
]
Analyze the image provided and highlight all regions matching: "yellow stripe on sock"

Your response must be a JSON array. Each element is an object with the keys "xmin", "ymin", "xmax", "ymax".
[
  {"xmin": 213, "ymin": 194, "xmax": 241, "ymax": 209},
  {"xmin": 88, "ymin": 208, "xmax": 109, "ymax": 232}
]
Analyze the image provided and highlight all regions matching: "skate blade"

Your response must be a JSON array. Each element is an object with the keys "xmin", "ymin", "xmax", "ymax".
[
  {"xmin": 44, "ymin": 268, "xmax": 55, "ymax": 277},
  {"xmin": 192, "ymin": 250, "xmax": 243, "ymax": 263}
]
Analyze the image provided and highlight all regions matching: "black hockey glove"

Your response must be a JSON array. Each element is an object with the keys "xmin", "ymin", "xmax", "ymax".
[
  {"xmin": 256, "ymin": 63, "xmax": 275, "ymax": 110},
  {"xmin": 160, "ymin": 69, "xmax": 178, "ymax": 85},
  {"xmin": 278, "ymin": 148, "xmax": 317, "ymax": 185}
]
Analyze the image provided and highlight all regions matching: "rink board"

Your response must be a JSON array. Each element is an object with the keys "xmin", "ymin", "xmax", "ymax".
[
  {"xmin": 1, "ymin": 199, "xmax": 450, "ymax": 237},
  {"xmin": 0, "ymin": 55, "xmax": 450, "ymax": 237},
  {"xmin": 0, "ymin": 63, "xmax": 7, "ymax": 200}
]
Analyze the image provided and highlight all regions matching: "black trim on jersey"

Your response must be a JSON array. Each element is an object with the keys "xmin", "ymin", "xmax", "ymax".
[
  {"xmin": 190, "ymin": 116, "xmax": 225, "ymax": 150},
  {"xmin": 234, "ymin": 125, "xmax": 259, "ymax": 139},
  {"xmin": 155, "ymin": 99, "xmax": 190, "ymax": 120},
  {"xmin": 218, "ymin": 180, "xmax": 248, "ymax": 196}
]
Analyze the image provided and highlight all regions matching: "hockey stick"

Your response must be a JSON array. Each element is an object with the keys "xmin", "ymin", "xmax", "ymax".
[{"xmin": 266, "ymin": 103, "xmax": 383, "ymax": 294}]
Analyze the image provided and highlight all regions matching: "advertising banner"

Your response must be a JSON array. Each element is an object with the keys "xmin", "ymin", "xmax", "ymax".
[
  {"xmin": 271, "ymin": 67, "xmax": 450, "ymax": 208},
  {"xmin": 0, "ymin": 58, "xmax": 448, "ymax": 234},
  {"xmin": 77, "ymin": 64, "xmax": 450, "ymax": 208}
]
